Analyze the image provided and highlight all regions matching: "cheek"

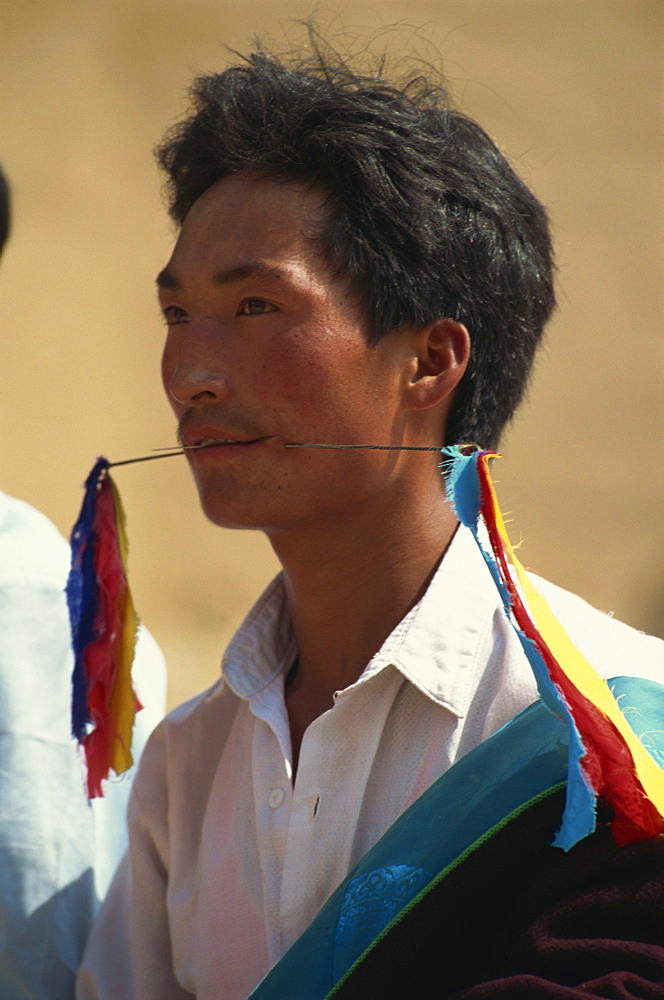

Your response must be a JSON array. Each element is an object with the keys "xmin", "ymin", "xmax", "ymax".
[
  {"xmin": 273, "ymin": 324, "xmax": 368, "ymax": 396},
  {"xmin": 252, "ymin": 332, "xmax": 322, "ymax": 402},
  {"xmin": 269, "ymin": 353, "xmax": 387, "ymax": 441}
]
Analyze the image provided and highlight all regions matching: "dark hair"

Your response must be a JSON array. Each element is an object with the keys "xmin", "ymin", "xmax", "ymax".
[
  {"xmin": 156, "ymin": 39, "xmax": 555, "ymax": 448},
  {"xmin": 0, "ymin": 165, "xmax": 10, "ymax": 256}
]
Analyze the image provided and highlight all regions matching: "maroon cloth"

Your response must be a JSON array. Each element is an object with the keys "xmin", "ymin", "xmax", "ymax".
[{"xmin": 332, "ymin": 789, "xmax": 664, "ymax": 999}]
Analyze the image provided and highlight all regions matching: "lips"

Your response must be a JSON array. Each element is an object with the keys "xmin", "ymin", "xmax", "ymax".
[
  {"xmin": 194, "ymin": 437, "xmax": 258, "ymax": 448},
  {"xmin": 180, "ymin": 429, "xmax": 277, "ymax": 454},
  {"xmin": 178, "ymin": 417, "xmax": 272, "ymax": 447}
]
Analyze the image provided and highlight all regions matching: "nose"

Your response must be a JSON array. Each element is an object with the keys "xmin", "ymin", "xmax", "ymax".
[{"xmin": 162, "ymin": 322, "xmax": 231, "ymax": 409}]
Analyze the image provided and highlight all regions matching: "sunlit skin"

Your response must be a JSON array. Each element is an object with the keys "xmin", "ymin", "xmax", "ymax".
[{"xmin": 159, "ymin": 172, "xmax": 470, "ymax": 769}]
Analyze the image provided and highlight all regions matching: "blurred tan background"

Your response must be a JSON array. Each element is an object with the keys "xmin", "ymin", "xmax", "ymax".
[{"xmin": 1, "ymin": 1, "xmax": 662, "ymax": 710}]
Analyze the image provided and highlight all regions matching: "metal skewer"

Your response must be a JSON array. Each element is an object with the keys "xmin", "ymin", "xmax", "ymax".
[
  {"xmin": 108, "ymin": 450, "xmax": 186, "ymax": 468},
  {"xmin": 283, "ymin": 443, "xmax": 445, "ymax": 452},
  {"xmin": 108, "ymin": 441, "xmax": 454, "ymax": 469}
]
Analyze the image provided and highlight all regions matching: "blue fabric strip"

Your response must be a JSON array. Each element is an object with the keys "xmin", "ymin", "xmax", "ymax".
[{"xmin": 66, "ymin": 456, "xmax": 109, "ymax": 739}]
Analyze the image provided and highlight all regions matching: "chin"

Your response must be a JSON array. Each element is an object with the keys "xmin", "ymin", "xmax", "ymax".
[
  {"xmin": 205, "ymin": 512, "xmax": 264, "ymax": 531},
  {"xmin": 200, "ymin": 501, "xmax": 260, "ymax": 531},
  {"xmin": 196, "ymin": 489, "xmax": 272, "ymax": 532}
]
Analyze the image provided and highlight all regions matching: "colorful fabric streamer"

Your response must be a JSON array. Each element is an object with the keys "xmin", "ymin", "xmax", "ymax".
[
  {"xmin": 67, "ymin": 457, "xmax": 140, "ymax": 797},
  {"xmin": 443, "ymin": 444, "xmax": 664, "ymax": 849}
]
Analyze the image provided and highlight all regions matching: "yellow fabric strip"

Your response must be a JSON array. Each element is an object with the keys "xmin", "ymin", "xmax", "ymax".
[
  {"xmin": 480, "ymin": 456, "xmax": 664, "ymax": 814},
  {"xmin": 108, "ymin": 476, "xmax": 139, "ymax": 775}
]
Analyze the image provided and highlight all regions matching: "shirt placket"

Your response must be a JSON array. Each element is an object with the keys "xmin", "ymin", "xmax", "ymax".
[
  {"xmin": 249, "ymin": 680, "xmax": 295, "ymax": 964},
  {"xmin": 277, "ymin": 667, "xmax": 405, "ymax": 956}
]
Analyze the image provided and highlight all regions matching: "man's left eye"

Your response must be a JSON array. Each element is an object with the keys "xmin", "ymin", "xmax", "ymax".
[
  {"xmin": 238, "ymin": 298, "xmax": 276, "ymax": 316},
  {"xmin": 163, "ymin": 305, "xmax": 190, "ymax": 326}
]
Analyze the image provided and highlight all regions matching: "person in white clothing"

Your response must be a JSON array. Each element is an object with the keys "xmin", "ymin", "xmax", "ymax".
[
  {"xmin": 0, "ymin": 165, "xmax": 167, "ymax": 999},
  {"xmin": 77, "ymin": 37, "xmax": 664, "ymax": 1000}
]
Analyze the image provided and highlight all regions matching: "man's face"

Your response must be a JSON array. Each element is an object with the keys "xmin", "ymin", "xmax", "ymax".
[{"xmin": 159, "ymin": 172, "xmax": 419, "ymax": 535}]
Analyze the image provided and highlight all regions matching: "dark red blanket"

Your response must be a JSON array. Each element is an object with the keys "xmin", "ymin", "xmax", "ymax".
[{"xmin": 333, "ymin": 790, "xmax": 664, "ymax": 999}]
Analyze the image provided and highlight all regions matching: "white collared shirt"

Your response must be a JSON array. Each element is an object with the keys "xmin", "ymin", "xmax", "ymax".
[{"xmin": 78, "ymin": 526, "xmax": 664, "ymax": 1000}]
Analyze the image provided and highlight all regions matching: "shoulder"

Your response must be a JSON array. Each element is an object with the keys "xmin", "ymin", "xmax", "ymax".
[
  {"xmin": 130, "ymin": 677, "xmax": 240, "ymax": 812},
  {"xmin": 531, "ymin": 573, "xmax": 664, "ymax": 684},
  {"xmin": 138, "ymin": 677, "xmax": 227, "ymax": 759}
]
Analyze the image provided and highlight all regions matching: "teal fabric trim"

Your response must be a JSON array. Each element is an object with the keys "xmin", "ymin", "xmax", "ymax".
[
  {"xmin": 609, "ymin": 675, "xmax": 664, "ymax": 769},
  {"xmin": 249, "ymin": 676, "xmax": 664, "ymax": 1000}
]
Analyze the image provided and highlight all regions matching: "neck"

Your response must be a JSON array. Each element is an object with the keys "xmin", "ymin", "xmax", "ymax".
[{"xmin": 267, "ymin": 479, "xmax": 458, "ymax": 770}]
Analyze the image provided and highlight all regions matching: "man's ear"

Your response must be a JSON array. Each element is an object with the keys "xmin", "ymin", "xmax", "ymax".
[{"xmin": 403, "ymin": 318, "xmax": 470, "ymax": 412}]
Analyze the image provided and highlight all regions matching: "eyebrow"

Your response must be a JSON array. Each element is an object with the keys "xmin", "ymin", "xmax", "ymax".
[{"xmin": 155, "ymin": 260, "xmax": 284, "ymax": 291}]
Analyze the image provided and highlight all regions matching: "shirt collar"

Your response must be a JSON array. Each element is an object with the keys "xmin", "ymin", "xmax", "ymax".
[
  {"xmin": 222, "ymin": 574, "xmax": 296, "ymax": 699},
  {"xmin": 357, "ymin": 525, "xmax": 501, "ymax": 717},
  {"xmin": 222, "ymin": 525, "xmax": 502, "ymax": 717}
]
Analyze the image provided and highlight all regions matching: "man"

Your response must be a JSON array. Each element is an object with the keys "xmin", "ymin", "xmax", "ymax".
[
  {"xmin": 78, "ymin": 40, "xmax": 664, "ymax": 999},
  {"xmin": 0, "ymin": 165, "xmax": 167, "ymax": 999}
]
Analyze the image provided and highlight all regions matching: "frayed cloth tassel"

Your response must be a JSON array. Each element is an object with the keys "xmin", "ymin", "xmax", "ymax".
[
  {"xmin": 443, "ymin": 445, "xmax": 664, "ymax": 850},
  {"xmin": 67, "ymin": 457, "xmax": 141, "ymax": 797}
]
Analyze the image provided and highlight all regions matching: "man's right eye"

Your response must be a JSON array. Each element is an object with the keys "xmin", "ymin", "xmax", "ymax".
[{"xmin": 162, "ymin": 306, "xmax": 190, "ymax": 326}]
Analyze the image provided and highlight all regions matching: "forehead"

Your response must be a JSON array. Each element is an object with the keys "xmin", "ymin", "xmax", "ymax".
[{"xmin": 165, "ymin": 173, "xmax": 330, "ymax": 279}]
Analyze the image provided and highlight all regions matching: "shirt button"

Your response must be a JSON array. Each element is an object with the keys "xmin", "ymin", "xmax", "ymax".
[{"xmin": 268, "ymin": 787, "xmax": 285, "ymax": 809}]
